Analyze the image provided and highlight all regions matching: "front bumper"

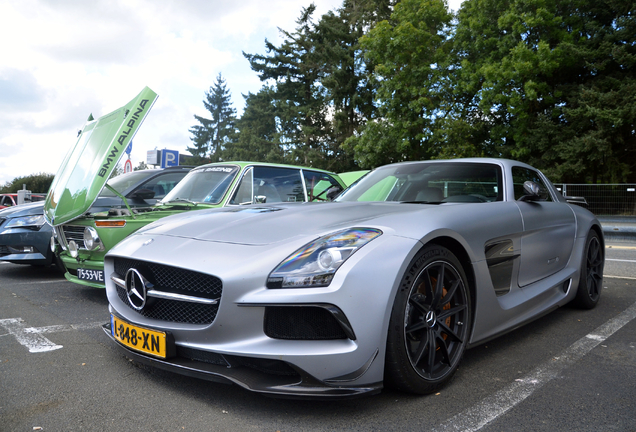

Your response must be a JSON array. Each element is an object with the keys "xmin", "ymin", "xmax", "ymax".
[
  {"xmin": 102, "ymin": 321, "xmax": 381, "ymax": 399},
  {"xmin": 61, "ymin": 254, "xmax": 106, "ymax": 288},
  {"xmin": 0, "ymin": 229, "xmax": 52, "ymax": 265}
]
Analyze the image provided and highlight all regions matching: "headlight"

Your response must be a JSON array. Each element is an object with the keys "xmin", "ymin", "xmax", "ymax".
[
  {"xmin": 267, "ymin": 228, "xmax": 382, "ymax": 289},
  {"xmin": 83, "ymin": 227, "xmax": 103, "ymax": 251},
  {"xmin": 68, "ymin": 241, "xmax": 79, "ymax": 258},
  {"xmin": 5, "ymin": 215, "xmax": 45, "ymax": 229}
]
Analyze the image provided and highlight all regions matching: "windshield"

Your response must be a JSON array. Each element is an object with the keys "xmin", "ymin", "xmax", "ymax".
[
  {"xmin": 100, "ymin": 171, "xmax": 161, "ymax": 197},
  {"xmin": 336, "ymin": 162, "xmax": 503, "ymax": 203},
  {"xmin": 161, "ymin": 165, "xmax": 239, "ymax": 204}
]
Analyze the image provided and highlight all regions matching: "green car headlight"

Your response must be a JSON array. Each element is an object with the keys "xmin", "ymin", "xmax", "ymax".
[
  {"xmin": 5, "ymin": 215, "xmax": 45, "ymax": 229},
  {"xmin": 83, "ymin": 226, "xmax": 103, "ymax": 251},
  {"xmin": 267, "ymin": 228, "xmax": 382, "ymax": 289}
]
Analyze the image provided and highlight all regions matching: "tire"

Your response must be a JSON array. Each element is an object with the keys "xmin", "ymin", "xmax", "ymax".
[
  {"xmin": 573, "ymin": 230, "xmax": 604, "ymax": 309},
  {"xmin": 385, "ymin": 244, "xmax": 472, "ymax": 394}
]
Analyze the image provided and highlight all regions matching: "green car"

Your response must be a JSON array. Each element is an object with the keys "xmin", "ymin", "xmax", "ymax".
[{"xmin": 45, "ymin": 87, "xmax": 347, "ymax": 288}]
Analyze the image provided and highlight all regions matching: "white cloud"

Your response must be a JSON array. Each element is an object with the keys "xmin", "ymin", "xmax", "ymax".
[{"xmin": 0, "ymin": 0, "xmax": 463, "ymax": 186}]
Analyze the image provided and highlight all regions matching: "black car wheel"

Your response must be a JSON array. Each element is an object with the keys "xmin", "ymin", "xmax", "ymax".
[
  {"xmin": 573, "ymin": 230, "xmax": 603, "ymax": 309},
  {"xmin": 385, "ymin": 245, "xmax": 471, "ymax": 394}
]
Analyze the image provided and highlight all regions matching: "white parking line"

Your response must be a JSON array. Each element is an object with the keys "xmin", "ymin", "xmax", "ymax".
[
  {"xmin": 9, "ymin": 279, "xmax": 71, "ymax": 285},
  {"xmin": 432, "ymin": 301, "xmax": 636, "ymax": 432},
  {"xmin": 606, "ymin": 258, "xmax": 636, "ymax": 263},
  {"xmin": 0, "ymin": 318, "xmax": 103, "ymax": 353}
]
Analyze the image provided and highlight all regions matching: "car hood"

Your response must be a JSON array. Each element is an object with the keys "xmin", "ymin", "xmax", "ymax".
[
  {"xmin": 0, "ymin": 201, "xmax": 44, "ymax": 218},
  {"xmin": 133, "ymin": 201, "xmax": 433, "ymax": 246},
  {"xmin": 44, "ymin": 87, "xmax": 158, "ymax": 226}
]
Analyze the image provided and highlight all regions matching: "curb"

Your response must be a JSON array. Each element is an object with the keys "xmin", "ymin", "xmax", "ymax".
[{"xmin": 600, "ymin": 220, "xmax": 636, "ymax": 241}]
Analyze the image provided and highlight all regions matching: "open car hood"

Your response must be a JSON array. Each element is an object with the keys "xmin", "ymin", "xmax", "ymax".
[{"xmin": 44, "ymin": 87, "xmax": 158, "ymax": 226}]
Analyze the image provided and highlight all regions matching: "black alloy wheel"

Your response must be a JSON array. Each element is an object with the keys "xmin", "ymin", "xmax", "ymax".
[
  {"xmin": 385, "ymin": 245, "xmax": 471, "ymax": 394},
  {"xmin": 573, "ymin": 230, "xmax": 604, "ymax": 309}
]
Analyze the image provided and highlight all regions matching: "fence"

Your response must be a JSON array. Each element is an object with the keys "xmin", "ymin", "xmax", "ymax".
[{"xmin": 554, "ymin": 184, "xmax": 636, "ymax": 217}]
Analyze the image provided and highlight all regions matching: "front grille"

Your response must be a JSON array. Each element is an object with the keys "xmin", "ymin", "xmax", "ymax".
[
  {"xmin": 264, "ymin": 306, "xmax": 349, "ymax": 340},
  {"xmin": 114, "ymin": 258, "xmax": 222, "ymax": 325},
  {"xmin": 61, "ymin": 225, "xmax": 85, "ymax": 248},
  {"xmin": 0, "ymin": 245, "xmax": 9, "ymax": 256}
]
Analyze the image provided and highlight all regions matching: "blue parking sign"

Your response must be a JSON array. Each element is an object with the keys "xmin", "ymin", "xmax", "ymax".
[{"xmin": 161, "ymin": 150, "xmax": 180, "ymax": 168}]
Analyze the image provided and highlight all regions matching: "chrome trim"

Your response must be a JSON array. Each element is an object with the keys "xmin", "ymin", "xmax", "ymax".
[
  {"xmin": 225, "ymin": 165, "xmax": 253, "ymax": 206},
  {"xmin": 146, "ymin": 290, "xmax": 219, "ymax": 305},
  {"xmin": 112, "ymin": 275, "xmax": 125, "ymax": 288},
  {"xmin": 299, "ymin": 169, "xmax": 309, "ymax": 202},
  {"xmin": 54, "ymin": 226, "xmax": 68, "ymax": 250},
  {"xmin": 110, "ymin": 275, "xmax": 218, "ymax": 305}
]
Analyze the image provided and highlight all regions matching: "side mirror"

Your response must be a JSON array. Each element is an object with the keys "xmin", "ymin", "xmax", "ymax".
[
  {"xmin": 326, "ymin": 185, "xmax": 343, "ymax": 201},
  {"xmin": 518, "ymin": 181, "xmax": 541, "ymax": 202},
  {"xmin": 129, "ymin": 188, "xmax": 155, "ymax": 200}
]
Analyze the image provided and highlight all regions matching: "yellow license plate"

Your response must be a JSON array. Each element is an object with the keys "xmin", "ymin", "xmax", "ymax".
[{"xmin": 111, "ymin": 315, "xmax": 167, "ymax": 358}]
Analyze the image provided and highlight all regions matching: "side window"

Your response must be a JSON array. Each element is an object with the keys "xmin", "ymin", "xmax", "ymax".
[
  {"xmin": 229, "ymin": 167, "xmax": 307, "ymax": 204},
  {"xmin": 229, "ymin": 168, "xmax": 254, "ymax": 205},
  {"xmin": 140, "ymin": 172, "xmax": 188, "ymax": 200},
  {"xmin": 1, "ymin": 196, "xmax": 14, "ymax": 206},
  {"xmin": 427, "ymin": 165, "xmax": 501, "ymax": 202},
  {"xmin": 254, "ymin": 166, "xmax": 304, "ymax": 203},
  {"xmin": 512, "ymin": 167, "xmax": 552, "ymax": 201},
  {"xmin": 303, "ymin": 171, "xmax": 342, "ymax": 201}
]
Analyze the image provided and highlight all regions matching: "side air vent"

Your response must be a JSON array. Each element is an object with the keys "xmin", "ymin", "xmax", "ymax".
[{"xmin": 485, "ymin": 240, "xmax": 519, "ymax": 296}]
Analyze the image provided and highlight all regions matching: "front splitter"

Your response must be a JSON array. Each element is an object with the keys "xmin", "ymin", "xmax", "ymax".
[{"xmin": 102, "ymin": 322, "xmax": 381, "ymax": 399}]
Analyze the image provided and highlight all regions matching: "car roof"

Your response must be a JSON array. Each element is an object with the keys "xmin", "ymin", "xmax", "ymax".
[{"xmin": 192, "ymin": 161, "xmax": 340, "ymax": 175}]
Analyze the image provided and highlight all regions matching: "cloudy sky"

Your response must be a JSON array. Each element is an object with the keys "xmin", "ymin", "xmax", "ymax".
[{"xmin": 0, "ymin": 0, "xmax": 462, "ymax": 187}]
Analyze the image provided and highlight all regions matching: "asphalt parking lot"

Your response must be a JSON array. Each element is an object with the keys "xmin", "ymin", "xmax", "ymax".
[{"xmin": 1, "ymin": 243, "xmax": 635, "ymax": 432}]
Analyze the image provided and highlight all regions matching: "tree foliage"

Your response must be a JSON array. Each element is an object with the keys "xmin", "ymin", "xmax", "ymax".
[
  {"xmin": 344, "ymin": 0, "xmax": 454, "ymax": 167},
  {"xmin": 192, "ymin": 0, "xmax": 635, "ymax": 182},
  {"xmin": 188, "ymin": 73, "xmax": 237, "ymax": 162},
  {"xmin": 448, "ymin": 0, "xmax": 636, "ymax": 182},
  {"xmin": 223, "ymin": 87, "xmax": 286, "ymax": 163},
  {"xmin": 239, "ymin": 0, "xmax": 393, "ymax": 172},
  {"xmin": 0, "ymin": 172, "xmax": 55, "ymax": 194}
]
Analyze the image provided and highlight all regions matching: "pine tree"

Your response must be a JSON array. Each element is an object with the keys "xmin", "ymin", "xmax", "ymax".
[
  {"xmin": 188, "ymin": 73, "xmax": 237, "ymax": 162},
  {"xmin": 243, "ymin": 1, "xmax": 393, "ymax": 172},
  {"xmin": 225, "ymin": 88, "xmax": 285, "ymax": 163},
  {"xmin": 244, "ymin": 6, "xmax": 327, "ymax": 168},
  {"xmin": 315, "ymin": 0, "xmax": 393, "ymax": 168}
]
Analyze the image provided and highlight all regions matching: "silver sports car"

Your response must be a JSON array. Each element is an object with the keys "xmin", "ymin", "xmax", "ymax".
[{"xmin": 103, "ymin": 158, "xmax": 604, "ymax": 398}]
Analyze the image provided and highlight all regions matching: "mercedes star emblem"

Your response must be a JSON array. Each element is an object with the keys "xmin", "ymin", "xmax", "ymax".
[{"xmin": 125, "ymin": 268, "xmax": 148, "ymax": 311}]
